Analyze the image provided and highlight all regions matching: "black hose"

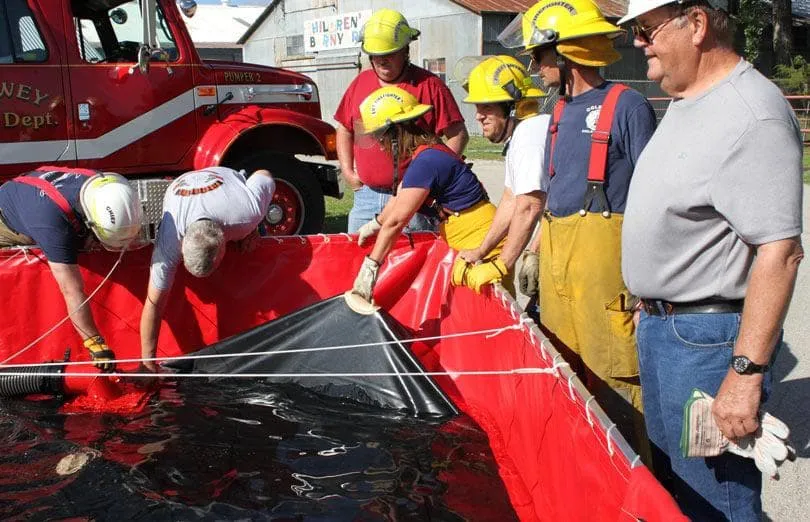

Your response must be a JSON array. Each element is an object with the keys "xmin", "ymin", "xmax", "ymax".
[{"xmin": 0, "ymin": 365, "xmax": 63, "ymax": 397}]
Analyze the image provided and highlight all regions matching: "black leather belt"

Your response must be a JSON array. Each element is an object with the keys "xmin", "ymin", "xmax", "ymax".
[{"xmin": 641, "ymin": 299, "xmax": 744, "ymax": 316}]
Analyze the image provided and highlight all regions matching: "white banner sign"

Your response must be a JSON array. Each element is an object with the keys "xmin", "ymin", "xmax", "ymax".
[{"xmin": 304, "ymin": 10, "xmax": 371, "ymax": 52}]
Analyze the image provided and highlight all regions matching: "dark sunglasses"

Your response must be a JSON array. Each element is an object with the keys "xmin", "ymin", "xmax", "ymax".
[{"xmin": 631, "ymin": 12, "xmax": 684, "ymax": 43}]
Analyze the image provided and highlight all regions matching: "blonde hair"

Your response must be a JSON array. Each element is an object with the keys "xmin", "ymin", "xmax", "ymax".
[{"xmin": 182, "ymin": 219, "xmax": 225, "ymax": 278}]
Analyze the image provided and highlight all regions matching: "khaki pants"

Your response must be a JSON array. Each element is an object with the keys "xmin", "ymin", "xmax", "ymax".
[
  {"xmin": 539, "ymin": 211, "xmax": 650, "ymax": 465},
  {"xmin": 0, "ymin": 210, "xmax": 35, "ymax": 248}
]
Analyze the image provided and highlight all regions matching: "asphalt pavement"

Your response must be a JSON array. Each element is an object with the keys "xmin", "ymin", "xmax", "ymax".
[{"xmin": 471, "ymin": 159, "xmax": 809, "ymax": 521}]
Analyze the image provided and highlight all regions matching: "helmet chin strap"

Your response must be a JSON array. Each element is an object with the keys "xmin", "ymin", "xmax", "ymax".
[
  {"xmin": 556, "ymin": 53, "xmax": 569, "ymax": 99},
  {"xmin": 391, "ymin": 127, "xmax": 400, "ymax": 196},
  {"xmin": 493, "ymin": 106, "xmax": 513, "ymax": 145}
]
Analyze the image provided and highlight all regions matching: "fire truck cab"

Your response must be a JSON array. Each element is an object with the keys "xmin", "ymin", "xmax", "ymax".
[{"xmin": 0, "ymin": 0, "xmax": 341, "ymax": 235}]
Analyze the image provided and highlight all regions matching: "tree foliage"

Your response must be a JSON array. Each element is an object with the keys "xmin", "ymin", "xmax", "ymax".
[
  {"xmin": 773, "ymin": 55, "xmax": 810, "ymax": 94},
  {"xmin": 737, "ymin": 0, "xmax": 768, "ymax": 64}
]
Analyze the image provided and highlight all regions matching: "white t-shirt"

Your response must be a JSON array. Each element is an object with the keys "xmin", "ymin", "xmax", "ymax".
[
  {"xmin": 504, "ymin": 114, "xmax": 550, "ymax": 195},
  {"xmin": 149, "ymin": 167, "xmax": 275, "ymax": 290}
]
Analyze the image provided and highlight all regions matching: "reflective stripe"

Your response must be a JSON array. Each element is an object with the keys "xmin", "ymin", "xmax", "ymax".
[{"xmin": 0, "ymin": 84, "xmax": 318, "ymax": 165}]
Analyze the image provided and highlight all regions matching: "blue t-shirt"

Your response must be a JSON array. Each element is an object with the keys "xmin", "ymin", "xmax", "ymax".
[
  {"xmin": 0, "ymin": 170, "xmax": 89, "ymax": 263},
  {"xmin": 401, "ymin": 147, "xmax": 484, "ymax": 213},
  {"xmin": 544, "ymin": 82, "xmax": 656, "ymax": 217}
]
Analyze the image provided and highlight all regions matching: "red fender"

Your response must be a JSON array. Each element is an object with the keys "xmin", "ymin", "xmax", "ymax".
[{"xmin": 194, "ymin": 107, "xmax": 338, "ymax": 169}]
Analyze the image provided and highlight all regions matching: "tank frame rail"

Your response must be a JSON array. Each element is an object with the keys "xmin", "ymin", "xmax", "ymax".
[
  {"xmin": 131, "ymin": 178, "xmax": 172, "ymax": 241},
  {"xmin": 491, "ymin": 282, "xmax": 642, "ymax": 469}
]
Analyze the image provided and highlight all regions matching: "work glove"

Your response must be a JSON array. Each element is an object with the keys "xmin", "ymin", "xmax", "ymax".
[
  {"xmin": 451, "ymin": 257, "xmax": 471, "ymax": 287},
  {"xmin": 681, "ymin": 389, "xmax": 796, "ymax": 478},
  {"xmin": 517, "ymin": 250, "xmax": 539, "ymax": 297},
  {"xmin": 83, "ymin": 335, "xmax": 116, "ymax": 373},
  {"xmin": 351, "ymin": 256, "xmax": 380, "ymax": 302},
  {"xmin": 357, "ymin": 217, "xmax": 382, "ymax": 247},
  {"xmin": 463, "ymin": 258, "xmax": 508, "ymax": 293}
]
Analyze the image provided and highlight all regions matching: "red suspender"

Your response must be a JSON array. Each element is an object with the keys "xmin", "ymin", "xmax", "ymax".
[
  {"xmin": 546, "ymin": 85, "xmax": 629, "ymax": 181},
  {"xmin": 412, "ymin": 143, "xmax": 489, "ymax": 215},
  {"xmin": 545, "ymin": 84, "xmax": 629, "ymax": 216},
  {"xmin": 587, "ymin": 84, "xmax": 629, "ymax": 183},
  {"xmin": 547, "ymin": 98, "xmax": 566, "ymax": 178},
  {"xmin": 13, "ymin": 167, "xmax": 97, "ymax": 233},
  {"xmin": 412, "ymin": 143, "xmax": 463, "ymax": 161},
  {"xmin": 35, "ymin": 165, "xmax": 98, "ymax": 177}
]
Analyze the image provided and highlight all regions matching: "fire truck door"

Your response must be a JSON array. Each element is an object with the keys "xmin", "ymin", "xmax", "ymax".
[
  {"xmin": 0, "ymin": 0, "xmax": 73, "ymax": 178},
  {"xmin": 66, "ymin": 1, "xmax": 196, "ymax": 171}
]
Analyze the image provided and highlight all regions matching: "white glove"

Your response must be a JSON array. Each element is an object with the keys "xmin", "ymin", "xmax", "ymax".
[
  {"xmin": 681, "ymin": 389, "xmax": 796, "ymax": 478},
  {"xmin": 351, "ymin": 256, "xmax": 380, "ymax": 302},
  {"xmin": 357, "ymin": 217, "xmax": 382, "ymax": 246},
  {"xmin": 517, "ymin": 250, "xmax": 539, "ymax": 296}
]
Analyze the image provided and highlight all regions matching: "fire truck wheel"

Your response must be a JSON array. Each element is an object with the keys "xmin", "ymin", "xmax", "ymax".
[{"xmin": 230, "ymin": 153, "xmax": 325, "ymax": 236}]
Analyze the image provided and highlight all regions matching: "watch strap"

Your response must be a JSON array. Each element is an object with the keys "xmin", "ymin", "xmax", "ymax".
[{"xmin": 732, "ymin": 355, "xmax": 770, "ymax": 374}]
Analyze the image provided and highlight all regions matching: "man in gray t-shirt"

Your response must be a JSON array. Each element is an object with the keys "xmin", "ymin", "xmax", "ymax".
[
  {"xmin": 139, "ymin": 167, "xmax": 275, "ymax": 372},
  {"xmin": 619, "ymin": 1, "xmax": 803, "ymax": 519}
]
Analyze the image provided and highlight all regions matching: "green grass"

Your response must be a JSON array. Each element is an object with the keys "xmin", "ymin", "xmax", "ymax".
[
  {"xmin": 463, "ymin": 135, "xmax": 505, "ymax": 161},
  {"xmin": 324, "ymin": 187, "xmax": 354, "ymax": 233}
]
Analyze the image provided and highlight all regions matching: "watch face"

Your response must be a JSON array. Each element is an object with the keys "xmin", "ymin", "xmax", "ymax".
[{"xmin": 732, "ymin": 356, "xmax": 750, "ymax": 374}]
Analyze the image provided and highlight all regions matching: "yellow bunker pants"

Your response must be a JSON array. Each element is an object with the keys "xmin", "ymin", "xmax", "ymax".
[
  {"xmin": 441, "ymin": 201, "xmax": 515, "ymax": 295},
  {"xmin": 539, "ymin": 211, "xmax": 648, "ymax": 462}
]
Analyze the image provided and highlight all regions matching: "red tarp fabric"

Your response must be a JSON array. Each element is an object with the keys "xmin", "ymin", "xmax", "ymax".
[{"xmin": 0, "ymin": 236, "xmax": 686, "ymax": 521}]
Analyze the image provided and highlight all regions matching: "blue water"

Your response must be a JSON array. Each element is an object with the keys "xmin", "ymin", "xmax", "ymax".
[{"xmin": 0, "ymin": 380, "xmax": 518, "ymax": 521}]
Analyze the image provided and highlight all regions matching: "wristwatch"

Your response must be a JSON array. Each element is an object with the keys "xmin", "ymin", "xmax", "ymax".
[{"xmin": 731, "ymin": 355, "xmax": 770, "ymax": 375}]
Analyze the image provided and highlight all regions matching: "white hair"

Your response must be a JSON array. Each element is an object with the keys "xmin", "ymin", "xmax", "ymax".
[{"xmin": 182, "ymin": 219, "xmax": 225, "ymax": 278}]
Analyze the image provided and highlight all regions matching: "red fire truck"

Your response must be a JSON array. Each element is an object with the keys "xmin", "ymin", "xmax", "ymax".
[{"xmin": 0, "ymin": 0, "xmax": 340, "ymax": 235}]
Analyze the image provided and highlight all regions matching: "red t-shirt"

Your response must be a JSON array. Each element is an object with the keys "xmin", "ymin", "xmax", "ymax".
[{"xmin": 333, "ymin": 65, "xmax": 464, "ymax": 188}]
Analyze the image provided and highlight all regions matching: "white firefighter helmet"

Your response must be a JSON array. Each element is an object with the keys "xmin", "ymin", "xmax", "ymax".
[{"xmin": 79, "ymin": 173, "xmax": 144, "ymax": 251}]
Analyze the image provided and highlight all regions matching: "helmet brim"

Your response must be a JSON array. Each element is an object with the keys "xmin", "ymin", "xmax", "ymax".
[
  {"xmin": 357, "ymin": 103, "xmax": 433, "ymax": 135},
  {"xmin": 389, "ymin": 103, "xmax": 432, "ymax": 126}
]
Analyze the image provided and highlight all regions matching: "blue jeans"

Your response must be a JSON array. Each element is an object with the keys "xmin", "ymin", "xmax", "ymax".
[
  {"xmin": 347, "ymin": 185, "xmax": 438, "ymax": 234},
  {"xmin": 637, "ymin": 309, "xmax": 774, "ymax": 521}
]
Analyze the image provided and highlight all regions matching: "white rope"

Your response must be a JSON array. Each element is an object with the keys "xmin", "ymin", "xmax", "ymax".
[
  {"xmin": 0, "ymin": 366, "xmax": 563, "ymax": 379},
  {"xmin": 0, "ymin": 322, "xmax": 527, "ymax": 370},
  {"xmin": 0, "ymin": 249, "xmax": 126, "ymax": 365},
  {"xmin": 0, "ymin": 246, "xmax": 31, "ymax": 267}
]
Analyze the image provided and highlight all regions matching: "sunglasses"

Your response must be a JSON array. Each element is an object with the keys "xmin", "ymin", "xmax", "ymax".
[{"xmin": 631, "ymin": 12, "xmax": 684, "ymax": 44}]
